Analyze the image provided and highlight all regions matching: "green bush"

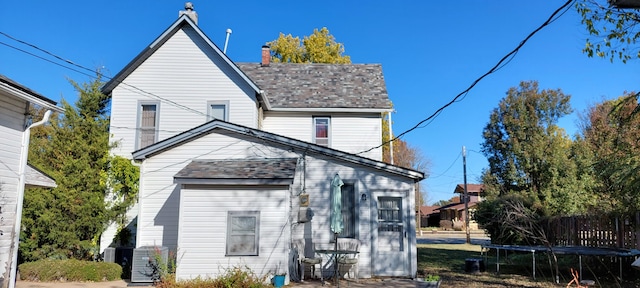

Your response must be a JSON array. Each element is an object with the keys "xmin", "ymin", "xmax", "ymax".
[
  {"xmin": 19, "ymin": 259, "xmax": 122, "ymax": 282},
  {"xmin": 156, "ymin": 266, "xmax": 270, "ymax": 288}
]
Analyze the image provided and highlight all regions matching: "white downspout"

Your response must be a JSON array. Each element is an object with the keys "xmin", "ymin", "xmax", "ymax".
[{"xmin": 9, "ymin": 110, "xmax": 52, "ymax": 288}]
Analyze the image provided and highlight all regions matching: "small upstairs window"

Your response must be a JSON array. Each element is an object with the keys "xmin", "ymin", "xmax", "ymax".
[
  {"xmin": 138, "ymin": 102, "xmax": 159, "ymax": 149},
  {"xmin": 207, "ymin": 101, "xmax": 229, "ymax": 122},
  {"xmin": 313, "ymin": 117, "xmax": 330, "ymax": 147}
]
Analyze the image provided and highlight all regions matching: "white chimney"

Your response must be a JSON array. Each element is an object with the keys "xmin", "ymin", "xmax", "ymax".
[{"xmin": 179, "ymin": 2, "xmax": 198, "ymax": 24}]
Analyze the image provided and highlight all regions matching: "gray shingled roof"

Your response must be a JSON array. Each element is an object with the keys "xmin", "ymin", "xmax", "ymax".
[
  {"xmin": 236, "ymin": 63, "xmax": 392, "ymax": 109},
  {"xmin": 175, "ymin": 158, "xmax": 298, "ymax": 180}
]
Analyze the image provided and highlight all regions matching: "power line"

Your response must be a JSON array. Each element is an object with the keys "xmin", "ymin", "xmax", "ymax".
[
  {"xmin": 1, "ymin": 0, "xmax": 574, "ymax": 157},
  {"xmin": 428, "ymin": 151, "xmax": 461, "ymax": 179},
  {"xmin": 0, "ymin": 31, "xmax": 206, "ymax": 118},
  {"xmin": 0, "ymin": 41, "xmax": 96, "ymax": 79},
  {"xmin": 358, "ymin": 0, "xmax": 575, "ymax": 155}
]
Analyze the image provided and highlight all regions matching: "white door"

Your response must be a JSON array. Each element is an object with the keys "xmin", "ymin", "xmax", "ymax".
[{"xmin": 372, "ymin": 195, "xmax": 408, "ymax": 276}]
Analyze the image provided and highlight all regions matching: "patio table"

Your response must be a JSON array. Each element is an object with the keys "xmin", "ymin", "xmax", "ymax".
[{"xmin": 315, "ymin": 247, "xmax": 359, "ymax": 286}]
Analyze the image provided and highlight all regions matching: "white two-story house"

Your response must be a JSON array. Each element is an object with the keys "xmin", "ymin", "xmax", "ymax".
[
  {"xmin": 101, "ymin": 6, "xmax": 423, "ymax": 283},
  {"xmin": 0, "ymin": 74, "xmax": 62, "ymax": 284}
]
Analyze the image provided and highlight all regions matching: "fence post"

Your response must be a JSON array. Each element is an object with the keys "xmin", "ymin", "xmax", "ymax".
[{"xmin": 636, "ymin": 212, "xmax": 640, "ymax": 250}]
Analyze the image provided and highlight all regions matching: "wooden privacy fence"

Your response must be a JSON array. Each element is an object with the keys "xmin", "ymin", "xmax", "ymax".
[{"xmin": 545, "ymin": 212, "xmax": 640, "ymax": 249}]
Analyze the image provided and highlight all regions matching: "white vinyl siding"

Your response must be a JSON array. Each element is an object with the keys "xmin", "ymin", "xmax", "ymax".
[
  {"xmin": 263, "ymin": 112, "xmax": 383, "ymax": 161},
  {"xmin": 108, "ymin": 25, "xmax": 258, "ymax": 158},
  {"xmin": 0, "ymin": 94, "xmax": 26, "ymax": 280},
  {"xmin": 136, "ymin": 131, "xmax": 294, "ymax": 251},
  {"xmin": 261, "ymin": 113, "xmax": 311, "ymax": 142},
  {"xmin": 176, "ymin": 186, "xmax": 288, "ymax": 280}
]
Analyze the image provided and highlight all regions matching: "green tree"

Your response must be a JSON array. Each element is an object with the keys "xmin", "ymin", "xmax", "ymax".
[
  {"xmin": 576, "ymin": 0, "xmax": 640, "ymax": 63},
  {"xmin": 22, "ymin": 75, "xmax": 138, "ymax": 261},
  {"xmin": 577, "ymin": 93, "xmax": 640, "ymax": 213},
  {"xmin": 480, "ymin": 81, "xmax": 581, "ymax": 214},
  {"xmin": 268, "ymin": 27, "xmax": 351, "ymax": 64},
  {"xmin": 476, "ymin": 81, "xmax": 596, "ymax": 244}
]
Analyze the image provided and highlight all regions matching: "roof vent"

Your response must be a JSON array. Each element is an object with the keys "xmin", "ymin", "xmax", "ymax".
[{"xmin": 179, "ymin": 2, "xmax": 198, "ymax": 24}]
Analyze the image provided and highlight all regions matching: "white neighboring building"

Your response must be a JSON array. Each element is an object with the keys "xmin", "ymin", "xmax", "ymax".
[{"xmin": 0, "ymin": 74, "xmax": 62, "ymax": 283}]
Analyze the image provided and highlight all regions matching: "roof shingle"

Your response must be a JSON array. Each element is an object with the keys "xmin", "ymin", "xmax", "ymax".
[
  {"xmin": 236, "ymin": 63, "xmax": 392, "ymax": 109},
  {"xmin": 175, "ymin": 158, "xmax": 298, "ymax": 180}
]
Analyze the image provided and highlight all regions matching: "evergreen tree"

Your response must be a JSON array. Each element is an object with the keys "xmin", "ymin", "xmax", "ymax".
[{"xmin": 22, "ymin": 75, "xmax": 138, "ymax": 261}]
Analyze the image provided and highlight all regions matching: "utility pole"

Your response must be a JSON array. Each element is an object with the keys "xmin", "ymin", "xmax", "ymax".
[{"xmin": 463, "ymin": 146, "xmax": 470, "ymax": 244}]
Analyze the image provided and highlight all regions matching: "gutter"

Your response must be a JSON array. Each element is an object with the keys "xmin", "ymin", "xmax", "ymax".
[{"xmin": 8, "ymin": 110, "xmax": 52, "ymax": 288}]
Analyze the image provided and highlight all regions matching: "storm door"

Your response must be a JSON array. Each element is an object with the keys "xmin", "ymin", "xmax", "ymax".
[{"xmin": 373, "ymin": 196, "xmax": 408, "ymax": 275}]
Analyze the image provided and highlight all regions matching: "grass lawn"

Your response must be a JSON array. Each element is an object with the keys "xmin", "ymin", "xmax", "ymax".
[{"xmin": 417, "ymin": 243, "xmax": 640, "ymax": 288}]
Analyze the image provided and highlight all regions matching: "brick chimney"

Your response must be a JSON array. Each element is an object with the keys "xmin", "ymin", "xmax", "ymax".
[
  {"xmin": 261, "ymin": 45, "xmax": 270, "ymax": 67},
  {"xmin": 179, "ymin": 2, "xmax": 198, "ymax": 24}
]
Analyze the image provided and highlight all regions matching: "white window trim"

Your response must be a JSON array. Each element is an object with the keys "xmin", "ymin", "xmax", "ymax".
[
  {"xmin": 207, "ymin": 100, "xmax": 230, "ymax": 122},
  {"xmin": 136, "ymin": 101, "xmax": 160, "ymax": 150},
  {"xmin": 312, "ymin": 116, "xmax": 331, "ymax": 147},
  {"xmin": 226, "ymin": 211, "xmax": 260, "ymax": 256}
]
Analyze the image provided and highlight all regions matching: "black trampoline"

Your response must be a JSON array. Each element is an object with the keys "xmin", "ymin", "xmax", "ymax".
[{"xmin": 481, "ymin": 244, "xmax": 640, "ymax": 281}]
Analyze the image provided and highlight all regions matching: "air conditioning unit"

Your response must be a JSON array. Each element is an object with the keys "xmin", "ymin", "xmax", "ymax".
[
  {"xmin": 131, "ymin": 246, "xmax": 168, "ymax": 283},
  {"xmin": 103, "ymin": 247, "xmax": 116, "ymax": 263},
  {"xmin": 116, "ymin": 247, "xmax": 134, "ymax": 279}
]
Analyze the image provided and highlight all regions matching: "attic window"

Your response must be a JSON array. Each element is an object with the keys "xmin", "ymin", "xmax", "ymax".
[{"xmin": 207, "ymin": 101, "xmax": 229, "ymax": 121}]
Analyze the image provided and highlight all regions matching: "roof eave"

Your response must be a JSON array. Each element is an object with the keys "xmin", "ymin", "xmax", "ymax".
[
  {"xmin": 0, "ymin": 79, "xmax": 63, "ymax": 113},
  {"xmin": 266, "ymin": 107, "xmax": 392, "ymax": 113},
  {"xmin": 174, "ymin": 178, "xmax": 293, "ymax": 185}
]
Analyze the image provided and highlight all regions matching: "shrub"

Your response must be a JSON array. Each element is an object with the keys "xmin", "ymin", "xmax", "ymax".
[
  {"xmin": 155, "ymin": 266, "xmax": 270, "ymax": 288},
  {"xmin": 19, "ymin": 259, "xmax": 121, "ymax": 282}
]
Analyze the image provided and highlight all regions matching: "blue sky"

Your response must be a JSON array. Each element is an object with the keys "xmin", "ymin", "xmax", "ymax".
[{"xmin": 2, "ymin": 1, "xmax": 639, "ymax": 204}]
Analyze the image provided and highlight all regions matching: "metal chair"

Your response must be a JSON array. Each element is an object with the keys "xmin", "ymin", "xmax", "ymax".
[
  {"xmin": 337, "ymin": 238, "xmax": 360, "ymax": 282},
  {"xmin": 293, "ymin": 239, "xmax": 323, "ymax": 282}
]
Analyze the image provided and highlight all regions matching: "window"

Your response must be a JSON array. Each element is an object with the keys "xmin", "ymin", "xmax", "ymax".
[
  {"xmin": 207, "ymin": 101, "xmax": 229, "ymax": 121},
  {"xmin": 339, "ymin": 183, "xmax": 356, "ymax": 238},
  {"xmin": 226, "ymin": 211, "xmax": 260, "ymax": 256},
  {"xmin": 378, "ymin": 197, "xmax": 402, "ymax": 232},
  {"xmin": 313, "ymin": 117, "xmax": 330, "ymax": 147},
  {"xmin": 138, "ymin": 103, "xmax": 159, "ymax": 149}
]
